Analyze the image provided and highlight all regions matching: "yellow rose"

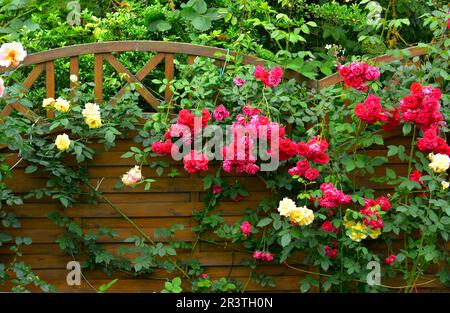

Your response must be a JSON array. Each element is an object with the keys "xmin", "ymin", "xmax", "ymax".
[
  {"xmin": 288, "ymin": 206, "xmax": 315, "ymax": 226},
  {"xmin": 82, "ymin": 102, "xmax": 100, "ymax": 118},
  {"xmin": 442, "ymin": 181, "xmax": 449, "ymax": 190},
  {"xmin": 85, "ymin": 116, "xmax": 102, "ymax": 129},
  {"xmin": 55, "ymin": 134, "xmax": 70, "ymax": 151},
  {"xmin": 278, "ymin": 197, "xmax": 297, "ymax": 217},
  {"xmin": 42, "ymin": 97, "xmax": 55, "ymax": 109},
  {"xmin": 54, "ymin": 97, "xmax": 70, "ymax": 113},
  {"xmin": 428, "ymin": 153, "xmax": 450, "ymax": 173},
  {"xmin": 368, "ymin": 228, "xmax": 381, "ymax": 239},
  {"xmin": 348, "ymin": 222, "xmax": 368, "ymax": 242}
]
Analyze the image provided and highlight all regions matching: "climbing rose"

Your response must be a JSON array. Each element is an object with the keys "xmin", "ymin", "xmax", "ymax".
[
  {"xmin": 213, "ymin": 104, "xmax": 230, "ymax": 121},
  {"xmin": 183, "ymin": 151, "xmax": 209, "ymax": 173},
  {"xmin": 278, "ymin": 197, "xmax": 297, "ymax": 217},
  {"xmin": 0, "ymin": 77, "xmax": 4, "ymax": 97},
  {"xmin": 296, "ymin": 136, "xmax": 329, "ymax": 164},
  {"xmin": 428, "ymin": 153, "xmax": 450, "ymax": 173},
  {"xmin": 0, "ymin": 42, "xmax": 27, "ymax": 67},
  {"xmin": 304, "ymin": 168, "xmax": 320, "ymax": 181},
  {"xmin": 318, "ymin": 183, "xmax": 352, "ymax": 209},
  {"xmin": 151, "ymin": 140, "xmax": 173, "ymax": 156},
  {"xmin": 376, "ymin": 196, "xmax": 391, "ymax": 212},
  {"xmin": 409, "ymin": 170, "xmax": 424, "ymax": 185},
  {"xmin": 288, "ymin": 206, "xmax": 315, "ymax": 226},
  {"xmin": 381, "ymin": 107, "xmax": 401, "ymax": 131},
  {"xmin": 354, "ymin": 94, "xmax": 387, "ymax": 124},
  {"xmin": 54, "ymin": 97, "xmax": 70, "ymax": 113},
  {"xmin": 417, "ymin": 128, "xmax": 450, "ymax": 155},
  {"xmin": 212, "ymin": 185, "xmax": 222, "ymax": 194},
  {"xmin": 338, "ymin": 63, "xmax": 380, "ymax": 91},
  {"xmin": 240, "ymin": 221, "xmax": 252, "ymax": 237},
  {"xmin": 253, "ymin": 251, "xmax": 274, "ymax": 261},
  {"xmin": 254, "ymin": 65, "xmax": 283, "ymax": 88},
  {"xmin": 385, "ymin": 255, "xmax": 396, "ymax": 265},
  {"xmin": 324, "ymin": 245, "xmax": 338, "ymax": 260},
  {"xmin": 233, "ymin": 77, "xmax": 246, "ymax": 86},
  {"xmin": 55, "ymin": 134, "xmax": 71, "ymax": 151},
  {"xmin": 321, "ymin": 220, "xmax": 339, "ymax": 235},
  {"xmin": 121, "ymin": 166, "xmax": 143, "ymax": 186}
]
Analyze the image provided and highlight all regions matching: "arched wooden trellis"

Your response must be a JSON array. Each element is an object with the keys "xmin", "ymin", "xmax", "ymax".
[
  {"xmin": 2, "ymin": 42, "xmax": 445, "ymax": 293},
  {"xmin": 0, "ymin": 41, "xmax": 314, "ymax": 122}
]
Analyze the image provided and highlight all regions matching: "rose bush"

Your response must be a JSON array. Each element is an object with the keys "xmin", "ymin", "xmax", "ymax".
[{"xmin": 0, "ymin": 7, "xmax": 449, "ymax": 292}]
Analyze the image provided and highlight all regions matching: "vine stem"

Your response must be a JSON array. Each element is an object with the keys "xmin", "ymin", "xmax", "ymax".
[
  {"xmin": 283, "ymin": 261, "xmax": 436, "ymax": 290},
  {"xmin": 241, "ymin": 269, "xmax": 253, "ymax": 293},
  {"xmin": 407, "ymin": 186, "xmax": 433, "ymax": 293},
  {"xmin": 84, "ymin": 182, "xmax": 190, "ymax": 279}
]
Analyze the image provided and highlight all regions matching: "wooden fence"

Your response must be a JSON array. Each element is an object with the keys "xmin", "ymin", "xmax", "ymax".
[{"xmin": 0, "ymin": 41, "xmax": 447, "ymax": 292}]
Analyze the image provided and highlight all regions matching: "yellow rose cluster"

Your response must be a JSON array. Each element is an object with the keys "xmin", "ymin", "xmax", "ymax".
[
  {"xmin": 277, "ymin": 197, "xmax": 315, "ymax": 226},
  {"xmin": 82, "ymin": 103, "xmax": 102, "ymax": 129},
  {"xmin": 428, "ymin": 153, "xmax": 450, "ymax": 174},
  {"xmin": 55, "ymin": 133, "xmax": 71, "ymax": 151},
  {"xmin": 42, "ymin": 97, "xmax": 70, "ymax": 113},
  {"xmin": 344, "ymin": 219, "xmax": 381, "ymax": 242}
]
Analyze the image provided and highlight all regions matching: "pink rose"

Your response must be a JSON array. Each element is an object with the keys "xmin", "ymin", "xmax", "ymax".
[
  {"xmin": 233, "ymin": 77, "xmax": 246, "ymax": 87},
  {"xmin": 0, "ymin": 77, "xmax": 4, "ymax": 97},
  {"xmin": 365, "ymin": 66, "xmax": 380, "ymax": 81},
  {"xmin": 304, "ymin": 168, "xmax": 320, "ymax": 181},
  {"xmin": 212, "ymin": 185, "xmax": 222, "ymax": 194},
  {"xmin": 213, "ymin": 104, "xmax": 230, "ymax": 121}
]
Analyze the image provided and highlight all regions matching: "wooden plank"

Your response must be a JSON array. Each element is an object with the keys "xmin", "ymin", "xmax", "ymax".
[
  {"xmin": 45, "ymin": 61, "xmax": 55, "ymax": 119},
  {"xmin": 103, "ymin": 53, "xmax": 160, "ymax": 109},
  {"xmin": 69, "ymin": 56, "xmax": 79, "ymax": 98},
  {"xmin": 108, "ymin": 53, "xmax": 165, "ymax": 106},
  {"xmin": 164, "ymin": 53, "xmax": 174, "ymax": 103},
  {"xmin": 94, "ymin": 54, "xmax": 104, "ymax": 103}
]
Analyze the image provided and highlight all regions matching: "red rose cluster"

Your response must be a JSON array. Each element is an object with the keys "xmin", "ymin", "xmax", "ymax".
[
  {"xmin": 385, "ymin": 254, "xmax": 397, "ymax": 265},
  {"xmin": 337, "ymin": 62, "xmax": 380, "ymax": 91},
  {"xmin": 254, "ymin": 65, "xmax": 283, "ymax": 88},
  {"xmin": 183, "ymin": 150, "xmax": 209, "ymax": 174},
  {"xmin": 399, "ymin": 83, "xmax": 450, "ymax": 155},
  {"xmin": 400, "ymin": 83, "xmax": 443, "ymax": 130},
  {"xmin": 324, "ymin": 243, "xmax": 338, "ymax": 260},
  {"xmin": 318, "ymin": 182, "xmax": 352, "ymax": 209},
  {"xmin": 296, "ymin": 136, "xmax": 330, "ymax": 164},
  {"xmin": 359, "ymin": 196, "xmax": 391, "ymax": 230},
  {"xmin": 354, "ymin": 94, "xmax": 389, "ymax": 124},
  {"xmin": 288, "ymin": 160, "xmax": 320, "ymax": 181},
  {"xmin": 417, "ymin": 127, "xmax": 450, "ymax": 155},
  {"xmin": 252, "ymin": 250, "xmax": 274, "ymax": 262},
  {"xmin": 321, "ymin": 220, "xmax": 339, "ymax": 235}
]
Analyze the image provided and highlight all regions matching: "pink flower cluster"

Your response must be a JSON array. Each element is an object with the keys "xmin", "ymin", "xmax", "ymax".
[
  {"xmin": 385, "ymin": 255, "xmax": 397, "ymax": 265},
  {"xmin": 337, "ymin": 62, "xmax": 380, "ymax": 91},
  {"xmin": 318, "ymin": 183, "xmax": 352, "ymax": 209},
  {"xmin": 296, "ymin": 136, "xmax": 330, "ymax": 164},
  {"xmin": 240, "ymin": 221, "xmax": 252, "ymax": 237},
  {"xmin": 288, "ymin": 160, "xmax": 320, "ymax": 181},
  {"xmin": 233, "ymin": 77, "xmax": 246, "ymax": 87},
  {"xmin": 254, "ymin": 65, "xmax": 283, "ymax": 88},
  {"xmin": 354, "ymin": 94, "xmax": 389, "ymax": 124},
  {"xmin": 213, "ymin": 104, "xmax": 230, "ymax": 121},
  {"xmin": 252, "ymin": 251, "xmax": 274, "ymax": 262}
]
